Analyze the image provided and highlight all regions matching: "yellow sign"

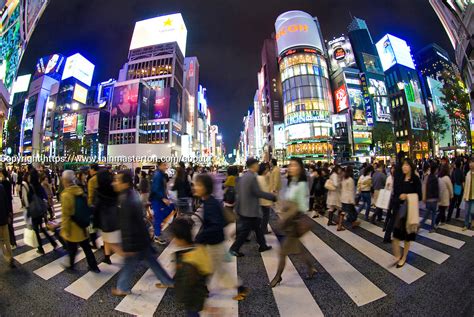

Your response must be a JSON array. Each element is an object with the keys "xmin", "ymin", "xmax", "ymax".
[{"xmin": 276, "ymin": 24, "xmax": 308, "ymax": 40}]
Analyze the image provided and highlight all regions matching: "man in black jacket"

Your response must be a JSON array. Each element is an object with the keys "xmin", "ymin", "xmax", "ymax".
[
  {"xmin": 112, "ymin": 170, "xmax": 173, "ymax": 296},
  {"xmin": 0, "ymin": 183, "xmax": 15, "ymax": 268}
]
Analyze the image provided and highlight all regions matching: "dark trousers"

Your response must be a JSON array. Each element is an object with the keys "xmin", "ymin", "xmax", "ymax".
[
  {"xmin": 342, "ymin": 203, "xmax": 358, "ymax": 223},
  {"xmin": 7, "ymin": 215, "xmax": 16, "ymax": 246},
  {"xmin": 383, "ymin": 207, "xmax": 395, "ymax": 242},
  {"xmin": 231, "ymin": 216, "xmax": 266, "ymax": 252},
  {"xmin": 436, "ymin": 205, "xmax": 448, "ymax": 225},
  {"xmin": 371, "ymin": 207, "xmax": 384, "ymax": 222},
  {"xmin": 261, "ymin": 206, "xmax": 271, "ymax": 233},
  {"xmin": 447, "ymin": 195, "xmax": 462, "ymax": 221},
  {"xmin": 32, "ymin": 217, "xmax": 57, "ymax": 250},
  {"xmin": 309, "ymin": 196, "xmax": 315, "ymax": 211},
  {"xmin": 66, "ymin": 238, "xmax": 98, "ymax": 269}
]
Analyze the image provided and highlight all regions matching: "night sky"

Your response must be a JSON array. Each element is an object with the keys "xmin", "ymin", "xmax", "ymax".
[{"xmin": 18, "ymin": 0, "xmax": 452, "ymax": 150}]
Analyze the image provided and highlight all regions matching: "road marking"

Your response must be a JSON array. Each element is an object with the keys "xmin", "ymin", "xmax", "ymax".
[
  {"xmin": 357, "ymin": 220, "xmax": 450, "ymax": 264},
  {"xmin": 313, "ymin": 217, "xmax": 425, "ymax": 284},
  {"xmin": 14, "ymin": 211, "xmax": 62, "ymax": 228},
  {"xmin": 425, "ymin": 220, "xmax": 474, "ymax": 237},
  {"xmin": 14, "ymin": 243, "xmax": 55, "ymax": 264},
  {"xmin": 65, "ymin": 253, "xmax": 123, "ymax": 299}
]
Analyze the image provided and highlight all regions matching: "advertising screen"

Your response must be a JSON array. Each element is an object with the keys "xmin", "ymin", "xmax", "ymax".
[
  {"xmin": 353, "ymin": 131, "xmax": 372, "ymax": 144},
  {"xmin": 376, "ymin": 34, "xmax": 415, "ymax": 71},
  {"xmin": 287, "ymin": 123, "xmax": 311, "ymax": 140},
  {"xmin": 275, "ymin": 10, "xmax": 323, "ymax": 55},
  {"xmin": 408, "ymin": 101, "xmax": 428, "ymax": 130},
  {"xmin": 62, "ymin": 53, "xmax": 95, "ymax": 86},
  {"xmin": 73, "ymin": 83, "xmax": 88, "ymax": 104},
  {"xmin": 33, "ymin": 54, "xmax": 65, "ymax": 80},
  {"xmin": 151, "ymin": 87, "xmax": 171, "ymax": 119},
  {"xmin": 358, "ymin": 73, "xmax": 373, "ymax": 126},
  {"xmin": 287, "ymin": 142, "xmax": 331, "ymax": 156},
  {"xmin": 0, "ymin": 2, "xmax": 23, "ymax": 90},
  {"xmin": 76, "ymin": 114, "xmax": 85, "ymax": 137},
  {"xmin": 327, "ymin": 36, "xmax": 356, "ymax": 74},
  {"xmin": 368, "ymin": 78, "xmax": 391, "ymax": 122},
  {"xmin": 85, "ymin": 111, "xmax": 100, "ymax": 134},
  {"xmin": 130, "ymin": 13, "xmax": 187, "ymax": 56},
  {"xmin": 348, "ymin": 88, "xmax": 366, "ymax": 126},
  {"xmin": 274, "ymin": 123, "xmax": 286, "ymax": 149},
  {"xmin": 334, "ymin": 84, "xmax": 349, "ymax": 113},
  {"xmin": 404, "ymin": 79, "xmax": 423, "ymax": 104},
  {"xmin": 63, "ymin": 114, "xmax": 77, "ymax": 133},
  {"xmin": 111, "ymin": 83, "xmax": 139, "ymax": 119},
  {"xmin": 12, "ymin": 74, "xmax": 31, "ymax": 94},
  {"xmin": 285, "ymin": 110, "xmax": 330, "ymax": 126}
]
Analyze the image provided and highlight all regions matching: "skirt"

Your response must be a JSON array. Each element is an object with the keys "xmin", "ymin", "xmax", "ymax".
[
  {"xmin": 280, "ymin": 236, "xmax": 303, "ymax": 256},
  {"xmin": 101, "ymin": 230, "xmax": 121, "ymax": 244}
]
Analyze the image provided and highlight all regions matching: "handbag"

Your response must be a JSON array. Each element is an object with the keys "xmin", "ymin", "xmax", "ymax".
[
  {"xmin": 454, "ymin": 184, "xmax": 462, "ymax": 196},
  {"xmin": 294, "ymin": 213, "xmax": 314, "ymax": 237},
  {"xmin": 375, "ymin": 189, "xmax": 391, "ymax": 210},
  {"xmin": 324, "ymin": 179, "xmax": 336, "ymax": 191},
  {"xmin": 24, "ymin": 228, "xmax": 39, "ymax": 248}
]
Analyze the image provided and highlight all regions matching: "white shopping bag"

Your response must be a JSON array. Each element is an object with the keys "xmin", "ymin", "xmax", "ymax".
[
  {"xmin": 24, "ymin": 228, "xmax": 39, "ymax": 248},
  {"xmin": 375, "ymin": 189, "xmax": 391, "ymax": 210}
]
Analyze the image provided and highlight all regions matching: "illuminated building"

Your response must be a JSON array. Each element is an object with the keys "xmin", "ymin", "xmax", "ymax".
[
  {"xmin": 375, "ymin": 34, "xmax": 430, "ymax": 159},
  {"xmin": 327, "ymin": 35, "xmax": 372, "ymax": 160},
  {"xmin": 183, "ymin": 56, "xmax": 200, "ymax": 157},
  {"xmin": 109, "ymin": 13, "xmax": 188, "ymax": 160},
  {"xmin": 275, "ymin": 11, "xmax": 333, "ymax": 160}
]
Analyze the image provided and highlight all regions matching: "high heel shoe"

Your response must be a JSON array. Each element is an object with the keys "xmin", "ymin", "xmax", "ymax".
[
  {"xmin": 396, "ymin": 260, "xmax": 406, "ymax": 268},
  {"xmin": 270, "ymin": 276, "xmax": 282, "ymax": 288}
]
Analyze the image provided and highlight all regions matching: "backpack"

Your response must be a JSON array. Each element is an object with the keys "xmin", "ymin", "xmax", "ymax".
[
  {"xmin": 223, "ymin": 186, "xmax": 236, "ymax": 204},
  {"xmin": 426, "ymin": 174, "xmax": 439, "ymax": 200},
  {"xmin": 28, "ymin": 186, "xmax": 48, "ymax": 219},
  {"xmin": 72, "ymin": 194, "xmax": 92, "ymax": 228}
]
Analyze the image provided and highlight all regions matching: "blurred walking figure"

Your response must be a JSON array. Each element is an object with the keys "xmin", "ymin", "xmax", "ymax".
[
  {"xmin": 436, "ymin": 164, "xmax": 453, "ymax": 227},
  {"xmin": 371, "ymin": 163, "xmax": 386, "ymax": 223},
  {"xmin": 270, "ymin": 158, "xmax": 316, "ymax": 288},
  {"xmin": 87, "ymin": 164, "xmax": 100, "ymax": 249},
  {"xmin": 341, "ymin": 166, "xmax": 360, "ymax": 229},
  {"xmin": 0, "ymin": 170, "xmax": 15, "ymax": 247},
  {"xmin": 95, "ymin": 169, "xmax": 121, "ymax": 264},
  {"xmin": 60, "ymin": 170, "xmax": 100, "ymax": 272},
  {"xmin": 392, "ymin": 159, "xmax": 421, "ymax": 268},
  {"xmin": 357, "ymin": 165, "xmax": 373, "ymax": 220},
  {"xmin": 11, "ymin": 169, "xmax": 17, "ymax": 196},
  {"xmin": 447, "ymin": 159, "xmax": 464, "ymax": 222},
  {"xmin": 257, "ymin": 163, "xmax": 272, "ymax": 234},
  {"xmin": 462, "ymin": 158, "xmax": 474, "ymax": 231},
  {"xmin": 309, "ymin": 169, "xmax": 324, "ymax": 218},
  {"xmin": 326, "ymin": 165, "xmax": 342, "ymax": 226},
  {"xmin": 40, "ymin": 173, "xmax": 55, "ymax": 221},
  {"xmin": 172, "ymin": 165, "xmax": 193, "ymax": 215},
  {"xmin": 112, "ymin": 170, "xmax": 173, "ymax": 296},
  {"xmin": 25, "ymin": 169, "xmax": 58, "ymax": 255},
  {"xmin": 383, "ymin": 166, "xmax": 396, "ymax": 242},
  {"xmin": 269, "ymin": 159, "xmax": 282, "ymax": 197},
  {"xmin": 421, "ymin": 163, "xmax": 439, "ymax": 232},
  {"xmin": 150, "ymin": 161, "xmax": 175, "ymax": 245},
  {"xmin": 170, "ymin": 218, "xmax": 212, "ymax": 316},
  {"xmin": 138, "ymin": 171, "xmax": 150, "ymax": 208},
  {"xmin": 229, "ymin": 158, "xmax": 276, "ymax": 257},
  {"xmin": 222, "ymin": 166, "xmax": 238, "ymax": 226},
  {"xmin": 0, "ymin": 182, "xmax": 15, "ymax": 268},
  {"xmin": 194, "ymin": 174, "xmax": 249, "ymax": 301}
]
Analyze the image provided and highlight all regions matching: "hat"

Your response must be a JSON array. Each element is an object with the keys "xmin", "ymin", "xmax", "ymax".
[{"xmin": 246, "ymin": 158, "xmax": 259, "ymax": 168}]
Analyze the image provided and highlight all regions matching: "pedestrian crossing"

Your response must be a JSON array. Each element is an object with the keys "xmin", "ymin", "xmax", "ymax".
[{"xmin": 4, "ymin": 198, "xmax": 473, "ymax": 317}]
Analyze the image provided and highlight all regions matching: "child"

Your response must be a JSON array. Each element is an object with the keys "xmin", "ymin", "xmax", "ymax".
[{"xmin": 170, "ymin": 218, "xmax": 212, "ymax": 316}]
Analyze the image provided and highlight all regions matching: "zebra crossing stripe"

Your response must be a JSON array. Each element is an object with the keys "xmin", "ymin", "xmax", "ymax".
[
  {"xmin": 14, "ymin": 211, "xmax": 62, "ymax": 229},
  {"xmin": 417, "ymin": 229, "xmax": 465, "ymax": 248},
  {"xmin": 65, "ymin": 253, "xmax": 123, "ymax": 299},
  {"xmin": 301, "ymin": 229, "xmax": 386, "ymax": 306},
  {"xmin": 14, "ymin": 243, "xmax": 55, "ymax": 264},
  {"xmin": 313, "ymin": 217, "xmax": 425, "ymax": 284},
  {"xmin": 357, "ymin": 220, "xmax": 450, "ymax": 264},
  {"xmin": 425, "ymin": 220, "xmax": 474, "ymax": 237},
  {"xmin": 261, "ymin": 232, "xmax": 324, "ymax": 315}
]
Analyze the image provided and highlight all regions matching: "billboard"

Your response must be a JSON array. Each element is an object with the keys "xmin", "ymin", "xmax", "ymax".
[
  {"xmin": 287, "ymin": 123, "xmax": 311, "ymax": 140},
  {"xmin": 73, "ymin": 83, "xmax": 88, "ymax": 104},
  {"xmin": 404, "ymin": 79, "xmax": 423, "ymax": 104},
  {"xmin": 327, "ymin": 36, "xmax": 356, "ymax": 74},
  {"xmin": 348, "ymin": 88, "xmax": 366, "ymax": 127},
  {"xmin": 63, "ymin": 114, "xmax": 77, "ymax": 133},
  {"xmin": 427, "ymin": 76, "xmax": 451, "ymax": 147},
  {"xmin": 274, "ymin": 123, "xmax": 286, "ymax": 149},
  {"xmin": 275, "ymin": 10, "xmax": 323, "ymax": 55},
  {"xmin": 12, "ymin": 74, "xmax": 31, "ymax": 94},
  {"xmin": 368, "ymin": 78, "xmax": 391, "ymax": 122},
  {"xmin": 76, "ymin": 114, "xmax": 85, "ymax": 137},
  {"xmin": 334, "ymin": 84, "xmax": 349, "ymax": 113},
  {"xmin": 376, "ymin": 34, "xmax": 415, "ymax": 71},
  {"xmin": 285, "ymin": 110, "xmax": 331, "ymax": 126},
  {"xmin": 151, "ymin": 87, "xmax": 171, "ymax": 119},
  {"xmin": 33, "ymin": 54, "xmax": 65, "ymax": 80},
  {"xmin": 129, "ymin": 13, "xmax": 187, "ymax": 56},
  {"xmin": 359, "ymin": 73, "xmax": 374, "ymax": 126},
  {"xmin": 111, "ymin": 83, "xmax": 139, "ymax": 119},
  {"xmin": 62, "ymin": 53, "xmax": 95, "ymax": 86},
  {"xmin": 85, "ymin": 111, "xmax": 100, "ymax": 134},
  {"xmin": 408, "ymin": 101, "xmax": 428, "ymax": 130}
]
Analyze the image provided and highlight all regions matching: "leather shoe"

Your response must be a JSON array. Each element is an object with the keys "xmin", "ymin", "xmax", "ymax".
[
  {"xmin": 229, "ymin": 250, "xmax": 244, "ymax": 257},
  {"xmin": 258, "ymin": 245, "xmax": 272, "ymax": 253}
]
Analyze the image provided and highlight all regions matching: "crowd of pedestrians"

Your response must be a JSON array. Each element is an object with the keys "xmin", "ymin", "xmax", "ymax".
[{"xmin": 1, "ymin": 152, "xmax": 474, "ymax": 315}]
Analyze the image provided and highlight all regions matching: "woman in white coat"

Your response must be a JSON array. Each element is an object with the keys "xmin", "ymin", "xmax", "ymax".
[
  {"xmin": 326, "ymin": 165, "xmax": 343, "ymax": 227},
  {"xmin": 436, "ymin": 164, "xmax": 453, "ymax": 226}
]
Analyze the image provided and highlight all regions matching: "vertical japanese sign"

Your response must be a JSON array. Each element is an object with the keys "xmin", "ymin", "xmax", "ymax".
[{"xmin": 359, "ymin": 73, "xmax": 374, "ymax": 126}]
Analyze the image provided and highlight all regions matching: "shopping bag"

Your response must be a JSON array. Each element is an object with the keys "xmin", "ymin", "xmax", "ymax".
[
  {"xmin": 24, "ymin": 228, "xmax": 39, "ymax": 248},
  {"xmin": 375, "ymin": 189, "xmax": 391, "ymax": 210}
]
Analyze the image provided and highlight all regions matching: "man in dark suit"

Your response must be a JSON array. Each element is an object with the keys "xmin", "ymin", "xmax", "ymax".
[{"xmin": 229, "ymin": 158, "xmax": 277, "ymax": 257}]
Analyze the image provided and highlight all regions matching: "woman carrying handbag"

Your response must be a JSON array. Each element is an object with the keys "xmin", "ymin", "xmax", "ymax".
[{"xmin": 325, "ymin": 165, "xmax": 343, "ymax": 229}]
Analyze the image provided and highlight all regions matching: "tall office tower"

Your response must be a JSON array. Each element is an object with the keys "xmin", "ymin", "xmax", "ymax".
[
  {"xmin": 415, "ymin": 43, "xmax": 458, "ymax": 82},
  {"xmin": 275, "ymin": 10, "xmax": 333, "ymax": 160},
  {"xmin": 183, "ymin": 56, "xmax": 199, "ymax": 157},
  {"xmin": 109, "ymin": 13, "xmax": 187, "ymax": 158}
]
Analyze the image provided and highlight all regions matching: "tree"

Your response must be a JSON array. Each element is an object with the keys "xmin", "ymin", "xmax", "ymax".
[
  {"xmin": 429, "ymin": 109, "xmax": 449, "ymax": 154},
  {"xmin": 64, "ymin": 138, "xmax": 83, "ymax": 156},
  {"xmin": 4, "ymin": 116, "xmax": 20, "ymax": 154},
  {"xmin": 372, "ymin": 123, "xmax": 395, "ymax": 159},
  {"xmin": 440, "ymin": 71, "xmax": 471, "ymax": 150}
]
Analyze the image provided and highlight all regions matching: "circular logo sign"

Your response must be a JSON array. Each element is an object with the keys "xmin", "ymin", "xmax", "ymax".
[{"xmin": 334, "ymin": 47, "xmax": 346, "ymax": 60}]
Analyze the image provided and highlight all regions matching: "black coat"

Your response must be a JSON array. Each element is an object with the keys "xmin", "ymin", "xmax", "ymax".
[
  {"xmin": 1, "ymin": 179, "xmax": 13, "ymax": 214},
  {"xmin": 195, "ymin": 196, "xmax": 225, "ymax": 245},
  {"xmin": 0, "ymin": 184, "xmax": 9, "ymax": 225},
  {"xmin": 118, "ymin": 188, "xmax": 150, "ymax": 252},
  {"xmin": 172, "ymin": 177, "xmax": 192, "ymax": 198},
  {"xmin": 95, "ymin": 192, "xmax": 119, "ymax": 233}
]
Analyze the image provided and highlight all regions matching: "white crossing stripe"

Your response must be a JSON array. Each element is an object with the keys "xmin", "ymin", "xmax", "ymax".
[
  {"xmin": 14, "ymin": 210, "xmax": 62, "ymax": 229},
  {"xmin": 425, "ymin": 220, "xmax": 474, "ymax": 237},
  {"xmin": 417, "ymin": 228, "xmax": 465, "ymax": 249},
  {"xmin": 14, "ymin": 243, "xmax": 55, "ymax": 264},
  {"xmin": 357, "ymin": 220, "xmax": 450, "ymax": 264},
  {"xmin": 261, "ymin": 232, "xmax": 324, "ymax": 315},
  {"xmin": 65, "ymin": 254, "xmax": 123, "ymax": 299},
  {"xmin": 34, "ymin": 248, "xmax": 99, "ymax": 280},
  {"xmin": 301, "ymin": 230, "xmax": 386, "ymax": 306},
  {"xmin": 313, "ymin": 217, "xmax": 425, "ymax": 284}
]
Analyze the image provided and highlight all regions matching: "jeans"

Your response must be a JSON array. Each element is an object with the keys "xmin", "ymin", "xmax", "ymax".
[
  {"xmin": 436, "ymin": 206, "xmax": 448, "ymax": 225},
  {"xmin": 358, "ymin": 192, "xmax": 372, "ymax": 219},
  {"xmin": 421, "ymin": 201, "xmax": 438, "ymax": 230},
  {"xmin": 152, "ymin": 200, "xmax": 174, "ymax": 237},
  {"xmin": 383, "ymin": 207, "xmax": 395, "ymax": 242},
  {"xmin": 465, "ymin": 200, "xmax": 474, "ymax": 228},
  {"xmin": 117, "ymin": 246, "xmax": 173, "ymax": 292},
  {"xmin": 342, "ymin": 203, "xmax": 357, "ymax": 223},
  {"xmin": 32, "ymin": 217, "xmax": 57, "ymax": 251},
  {"xmin": 447, "ymin": 195, "xmax": 462, "ymax": 221},
  {"xmin": 230, "ymin": 216, "xmax": 267, "ymax": 252},
  {"xmin": 261, "ymin": 206, "xmax": 271, "ymax": 233},
  {"xmin": 66, "ymin": 238, "xmax": 98, "ymax": 269}
]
